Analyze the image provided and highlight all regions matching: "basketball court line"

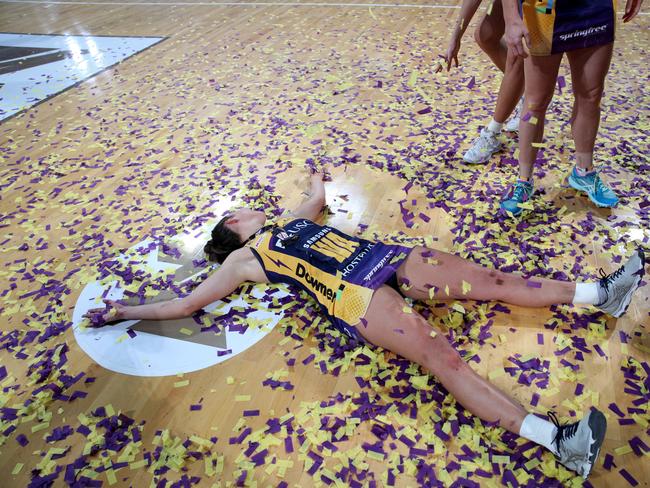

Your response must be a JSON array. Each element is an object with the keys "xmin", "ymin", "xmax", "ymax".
[
  {"xmin": 1, "ymin": 0, "xmax": 462, "ymax": 8},
  {"xmin": 3, "ymin": 0, "xmax": 647, "ymax": 14}
]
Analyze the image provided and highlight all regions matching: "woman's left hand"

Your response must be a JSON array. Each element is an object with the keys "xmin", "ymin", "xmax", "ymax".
[
  {"xmin": 84, "ymin": 299, "xmax": 127, "ymax": 327},
  {"xmin": 623, "ymin": 0, "xmax": 643, "ymax": 22}
]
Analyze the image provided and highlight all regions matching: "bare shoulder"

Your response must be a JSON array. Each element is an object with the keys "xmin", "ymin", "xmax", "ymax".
[{"xmin": 223, "ymin": 247, "xmax": 268, "ymax": 283}]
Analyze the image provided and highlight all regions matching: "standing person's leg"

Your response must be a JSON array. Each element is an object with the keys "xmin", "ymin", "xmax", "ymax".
[
  {"xmin": 395, "ymin": 246, "xmax": 645, "ymax": 317},
  {"xmin": 565, "ymin": 43, "xmax": 619, "ymax": 208},
  {"xmin": 474, "ymin": 0, "xmax": 507, "ymax": 71},
  {"xmin": 500, "ymin": 52, "xmax": 562, "ymax": 215},
  {"xmin": 464, "ymin": 1, "xmax": 526, "ymax": 164},
  {"xmin": 494, "ymin": 48, "xmax": 525, "ymax": 127},
  {"xmin": 357, "ymin": 285, "xmax": 607, "ymax": 479}
]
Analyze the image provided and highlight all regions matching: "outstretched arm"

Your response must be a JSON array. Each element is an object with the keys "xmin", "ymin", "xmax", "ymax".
[
  {"xmin": 86, "ymin": 251, "xmax": 251, "ymax": 324},
  {"xmin": 288, "ymin": 171, "xmax": 326, "ymax": 221}
]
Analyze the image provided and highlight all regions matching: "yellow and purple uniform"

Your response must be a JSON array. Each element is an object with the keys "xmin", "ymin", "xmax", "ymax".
[
  {"xmin": 246, "ymin": 217, "xmax": 412, "ymax": 341},
  {"xmin": 522, "ymin": 0, "xmax": 616, "ymax": 56}
]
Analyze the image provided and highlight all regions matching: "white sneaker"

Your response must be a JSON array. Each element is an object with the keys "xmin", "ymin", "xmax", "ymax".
[
  {"xmin": 504, "ymin": 97, "xmax": 524, "ymax": 132},
  {"xmin": 462, "ymin": 128, "xmax": 502, "ymax": 165},
  {"xmin": 549, "ymin": 409, "xmax": 607, "ymax": 479},
  {"xmin": 596, "ymin": 248, "xmax": 645, "ymax": 317}
]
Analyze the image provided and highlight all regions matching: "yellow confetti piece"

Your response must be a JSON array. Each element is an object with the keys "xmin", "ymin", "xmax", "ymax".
[
  {"xmin": 106, "ymin": 404, "xmax": 115, "ymax": 416},
  {"xmin": 407, "ymin": 70, "xmax": 419, "ymax": 88},
  {"xmin": 129, "ymin": 459, "xmax": 148, "ymax": 470},
  {"xmin": 106, "ymin": 469, "xmax": 117, "ymax": 485},
  {"xmin": 461, "ymin": 280, "xmax": 472, "ymax": 295},
  {"xmin": 410, "ymin": 375, "xmax": 429, "ymax": 390},
  {"xmin": 226, "ymin": 376, "xmax": 235, "ymax": 384},
  {"xmin": 12, "ymin": 463, "xmax": 24, "ymax": 475},
  {"xmin": 615, "ymin": 445, "xmax": 633, "ymax": 456},
  {"xmin": 492, "ymin": 455, "xmax": 511, "ymax": 464},
  {"xmin": 115, "ymin": 334, "xmax": 129, "ymax": 343},
  {"xmin": 402, "ymin": 306, "xmax": 412, "ymax": 314},
  {"xmin": 235, "ymin": 395, "xmax": 251, "ymax": 402},
  {"xmin": 531, "ymin": 142, "xmax": 545, "ymax": 148},
  {"xmin": 174, "ymin": 380, "xmax": 190, "ymax": 388},
  {"xmin": 366, "ymin": 450, "xmax": 385, "ymax": 461},
  {"xmin": 179, "ymin": 327, "xmax": 193, "ymax": 336},
  {"xmin": 488, "ymin": 368, "xmax": 505, "ymax": 380},
  {"xmin": 31, "ymin": 421, "xmax": 50, "ymax": 433},
  {"xmin": 451, "ymin": 303, "xmax": 465, "ymax": 314},
  {"xmin": 444, "ymin": 285, "xmax": 450, "ymax": 296}
]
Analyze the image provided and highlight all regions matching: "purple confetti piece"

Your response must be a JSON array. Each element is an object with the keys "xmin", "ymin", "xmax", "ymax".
[
  {"xmin": 284, "ymin": 436, "xmax": 293, "ymax": 453},
  {"xmin": 619, "ymin": 469, "xmax": 638, "ymax": 486},
  {"xmin": 526, "ymin": 280, "xmax": 542, "ymax": 288}
]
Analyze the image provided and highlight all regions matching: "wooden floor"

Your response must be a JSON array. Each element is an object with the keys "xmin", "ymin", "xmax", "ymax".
[{"xmin": 1, "ymin": 1, "xmax": 649, "ymax": 487}]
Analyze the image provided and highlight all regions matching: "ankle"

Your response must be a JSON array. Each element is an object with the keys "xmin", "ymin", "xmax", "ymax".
[
  {"xmin": 574, "ymin": 165, "xmax": 596, "ymax": 177},
  {"xmin": 487, "ymin": 119, "xmax": 503, "ymax": 133}
]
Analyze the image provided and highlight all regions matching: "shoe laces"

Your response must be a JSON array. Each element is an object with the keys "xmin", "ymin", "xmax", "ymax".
[
  {"xmin": 592, "ymin": 173, "xmax": 609, "ymax": 195},
  {"xmin": 548, "ymin": 411, "xmax": 580, "ymax": 452},
  {"xmin": 509, "ymin": 181, "xmax": 531, "ymax": 202},
  {"xmin": 598, "ymin": 266, "xmax": 625, "ymax": 292}
]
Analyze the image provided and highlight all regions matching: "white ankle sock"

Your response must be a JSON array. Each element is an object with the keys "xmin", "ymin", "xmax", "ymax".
[
  {"xmin": 519, "ymin": 413, "xmax": 558, "ymax": 455},
  {"xmin": 573, "ymin": 283, "xmax": 599, "ymax": 305},
  {"xmin": 487, "ymin": 119, "xmax": 503, "ymax": 133}
]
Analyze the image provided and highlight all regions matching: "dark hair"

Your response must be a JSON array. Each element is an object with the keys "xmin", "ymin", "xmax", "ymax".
[{"xmin": 203, "ymin": 216, "xmax": 244, "ymax": 264}]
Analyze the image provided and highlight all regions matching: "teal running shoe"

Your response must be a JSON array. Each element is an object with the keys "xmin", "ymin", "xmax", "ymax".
[
  {"xmin": 500, "ymin": 180, "xmax": 534, "ymax": 216},
  {"xmin": 567, "ymin": 167, "xmax": 619, "ymax": 208}
]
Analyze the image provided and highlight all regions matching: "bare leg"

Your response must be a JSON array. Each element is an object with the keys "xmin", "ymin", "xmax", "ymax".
[
  {"xmin": 395, "ymin": 246, "xmax": 575, "ymax": 306},
  {"xmin": 474, "ymin": 1, "xmax": 524, "ymax": 124},
  {"xmin": 493, "ymin": 48, "xmax": 525, "ymax": 124},
  {"xmin": 474, "ymin": 0, "xmax": 507, "ymax": 72},
  {"xmin": 518, "ymin": 53, "xmax": 563, "ymax": 180},
  {"xmin": 358, "ymin": 286, "xmax": 528, "ymax": 434},
  {"xmin": 566, "ymin": 43, "xmax": 614, "ymax": 170}
]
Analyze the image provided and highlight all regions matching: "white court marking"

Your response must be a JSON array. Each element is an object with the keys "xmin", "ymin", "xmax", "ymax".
[
  {"xmin": 2, "ymin": 1, "xmax": 647, "ymax": 13},
  {"xmin": 2, "ymin": 0, "xmax": 460, "ymax": 7}
]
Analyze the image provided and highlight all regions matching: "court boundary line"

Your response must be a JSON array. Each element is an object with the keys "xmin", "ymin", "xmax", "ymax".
[
  {"xmin": 1, "ymin": 0, "xmax": 461, "ymax": 8},
  {"xmin": 3, "ymin": 0, "xmax": 647, "ymax": 14},
  {"xmin": 0, "ymin": 35, "xmax": 168, "ymax": 125}
]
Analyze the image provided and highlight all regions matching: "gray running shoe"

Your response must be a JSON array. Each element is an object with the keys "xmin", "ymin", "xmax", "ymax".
[
  {"xmin": 596, "ymin": 248, "xmax": 645, "ymax": 317},
  {"xmin": 463, "ymin": 128, "xmax": 502, "ymax": 164},
  {"xmin": 549, "ymin": 409, "xmax": 607, "ymax": 479},
  {"xmin": 504, "ymin": 97, "xmax": 524, "ymax": 132}
]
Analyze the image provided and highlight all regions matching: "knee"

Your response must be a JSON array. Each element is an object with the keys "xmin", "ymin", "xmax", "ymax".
[
  {"xmin": 525, "ymin": 94, "xmax": 553, "ymax": 115},
  {"xmin": 425, "ymin": 341, "xmax": 468, "ymax": 379},
  {"xmin": 474, "ymin": 23, "xmax": 499, "ymax": 51},
  {"xmin": 574, "ymin": 84, "xmax": 604, "ymax": 108}
]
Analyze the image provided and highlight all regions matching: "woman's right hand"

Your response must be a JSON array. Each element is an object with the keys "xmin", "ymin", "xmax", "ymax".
[
  {"xmin": 505, "ymin": 16, "xmax": 531, "ymax": 59},
  {"xmin": 437, "ymin": 33, "xmax": 461, "ymax": 72},
  {"xmin": 623, "ymin": 0, "xmax": 643, "ymax": 22},
  {"xmin": 84, "ymin": 299, "xmax": 128, "ymax": 326}
]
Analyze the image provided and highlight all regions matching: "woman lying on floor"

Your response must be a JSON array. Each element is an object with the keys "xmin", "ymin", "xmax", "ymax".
[{"xmin": 87, "ymin": 170, "xmax": 645, "ymax": 479}]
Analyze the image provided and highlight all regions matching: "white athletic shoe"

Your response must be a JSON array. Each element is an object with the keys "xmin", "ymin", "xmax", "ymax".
[
  {"xmin": 549, "ymin": 409, "xmax": 607, "ymax": 479},
  {"xmin": 596, "ymin": 248, "xmax": 645, "ymax": 317},
  {"xmin": 462, "ymin": 128, "xmax": 502, "ymax": 165},
  {"xmin": 504, "ymin": 98, "xmax": 524, "ymax": 132}
]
